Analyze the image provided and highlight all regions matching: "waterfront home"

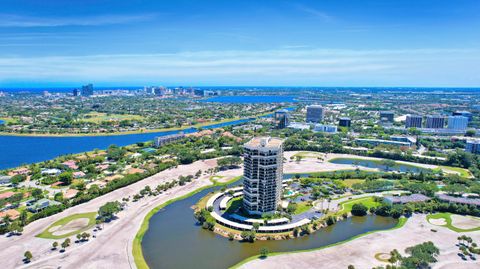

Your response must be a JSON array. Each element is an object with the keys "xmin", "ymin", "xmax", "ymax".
[
  {"xmin": 0, "ymin": 175, "xmax": 12, "ymax": 184},
  {"xmin": 41, "ymin": 168, "xmax": 62, "ymax": 176},
  {"xmin": 62, "ymin": 160, "xmax": 78, "ymax": 170},
  {"xmin": 8, "ymin": 167, "xmax": 29, "ymax": 176}
]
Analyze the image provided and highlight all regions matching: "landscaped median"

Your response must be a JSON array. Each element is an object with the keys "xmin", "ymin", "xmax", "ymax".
[
  {"xmin": 229, "ymin": 216, "xmax": 408, "ymax": 269},
  {"xmin": 132, "ymin": 176, "xmax": 242, "ymax": 269},
  {"xmin": 36, "ymin": 212, "xmax": 97, "ymax": 239}
]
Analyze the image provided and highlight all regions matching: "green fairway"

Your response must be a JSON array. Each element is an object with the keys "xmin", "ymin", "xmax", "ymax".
[
  {"xmin": 427, "ymin": 212, "xmax": 480, "ymax": 232},
  {"xmin": 36, "ymin": 212, "xmax": 97, "ymax": 239}
]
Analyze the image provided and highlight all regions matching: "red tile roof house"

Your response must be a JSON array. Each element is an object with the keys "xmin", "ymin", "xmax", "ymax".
[
  {"xmin": 0, "ymin": 209, "xmax": 20, "ymax": 220},
  {"xmin": 0, "ymin": 191, "xmax": 15, "ymax": 200},
  {"xmin": 96, "ymin": 164, "xmax": 109, "ymax": 171},
  {"xmin": 62, "ymin": 160, "xmax": 79, "ymax": 170},
  {"xmin": 8, "ymin": 167, "xmax": 30, "ymax": 176},
  {"xmin": 73, "ymin": 171, "xmax": 86, "ymax": 178},
  {"xmin": 63, "ymin": 189, "xmax": 79, "ymax": 199}
]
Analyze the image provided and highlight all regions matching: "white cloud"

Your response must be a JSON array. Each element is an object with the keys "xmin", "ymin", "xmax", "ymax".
[
  {"xmin": 0, "ymin": 48, "xmax": 478, "ymax": 86},
  {"xmin": 0, "ymin": 13, "xmax": 157, "ymax": 27}
]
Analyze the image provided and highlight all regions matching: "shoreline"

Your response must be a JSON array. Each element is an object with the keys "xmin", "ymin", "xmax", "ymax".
[
  {"xmin": 229, "ymin": 217, "xmax": 408, "ymax": 269},
  {"xmin": 133, "ymin": 175, "xmax": 243, "ymax": 269},
  {"xmin": 0, "ymin": 117, "xmax": 245, "ymax": 138}
]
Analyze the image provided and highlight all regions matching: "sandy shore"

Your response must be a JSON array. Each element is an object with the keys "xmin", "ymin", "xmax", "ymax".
[
  {"xmin": 240, "ymin": 214, "xmax": 480, "ymax": 269},
  {"xmin": 0, "ymin": 159, "xmax": 225, "ymax": 269}
]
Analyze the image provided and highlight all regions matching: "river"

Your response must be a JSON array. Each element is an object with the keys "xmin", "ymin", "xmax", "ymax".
[{"xmin": 0, "ymin": 118, "xmax": 251, "ymax": 170}]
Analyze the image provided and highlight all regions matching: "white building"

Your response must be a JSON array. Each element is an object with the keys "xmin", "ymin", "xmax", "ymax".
[
  {"xmin": 243, "ymin": 137, "xmax": 284, "ymax": 215},
  {"xmin": 306, "ymin": 105, "xmax": 324, "ymax": 123},
  {"xmin": 447, "ymin": 116, "xmax": 468, "ymax": 131},
  {"xmin": 313, "ymin": 124, "xmax": 337, "ymax": 133}
]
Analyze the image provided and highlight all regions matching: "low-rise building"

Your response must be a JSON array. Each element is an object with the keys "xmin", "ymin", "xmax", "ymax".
[
  {"xmin": 384, "ymin": 194, "xmax": 431, "ymax": 204},
  {"xmin": 313, "ymin": 124, "xmax": 338, "ymax": 133},
  {"xmin": 27, "ymin": 199, "xmax": 61, "ymax": 212},
  {"xmin": 154, "ymin": 132, "xmax": 185, "ymax": 147},
  {"xmin": 0, "ymin": 175, "xmax": 12, "ymax": 184}
]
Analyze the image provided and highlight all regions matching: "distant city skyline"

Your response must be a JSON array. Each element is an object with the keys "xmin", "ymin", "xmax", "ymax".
[{"xmin": 1, "ymin": 0, "xmax": 479, "ymax": 87}]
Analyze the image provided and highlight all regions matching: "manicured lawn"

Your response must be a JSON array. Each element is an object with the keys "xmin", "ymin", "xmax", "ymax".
[
  {"xmin": 439, "ymin": 166, "xmax": 472, "ymax": 178},
  {"xmin": 426, "ymin": 212, "xmax": 480, "ymax": 232},
  {"xmin": 225, "ymin": 197, "xmax": 243, "ymax": 214},
  {"xmin": 342, "ymin": 179, "xmax": 365, "ymax": 188},
  {"xmin": 337, "ymin": 196, "xmax": 381, "ymax": 216},
  {"xmin": 36, "ymin": 212, "xmax": 97, "ymax": 239},
  {"xmin": 294, "ymin": 201, "xmax": 313, "ymax": 215},
  {"xmin": 293, "ymin": 151, "xmax": 323, "ymax": 158}
]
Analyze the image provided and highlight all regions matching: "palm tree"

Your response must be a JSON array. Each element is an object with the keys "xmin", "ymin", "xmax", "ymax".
[{"xmin": 52, "ymin": 241, "xmax": 58, "ymax": 250}]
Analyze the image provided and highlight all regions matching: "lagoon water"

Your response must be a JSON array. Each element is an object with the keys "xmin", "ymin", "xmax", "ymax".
[
  {"xmin": 0, "ymin": 119, "xmax": 250, "ymax": 170},
  {"xmin": 329, "ymin": 158, "xmax": 429, "ymax": 173},
  {"xmin": 141, "ymin": 182, "xmax": 398, "ymax": 269}
]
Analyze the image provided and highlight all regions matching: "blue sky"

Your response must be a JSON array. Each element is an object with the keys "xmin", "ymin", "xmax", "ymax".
[{"xmin": 0, "ymin": 0, "xmax": 479, "ymax": 87}]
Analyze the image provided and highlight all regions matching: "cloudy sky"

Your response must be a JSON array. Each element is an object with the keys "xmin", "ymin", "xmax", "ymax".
[{"xmin": 1, "ymin": 0, "xmax": 479, "ymax": 87}]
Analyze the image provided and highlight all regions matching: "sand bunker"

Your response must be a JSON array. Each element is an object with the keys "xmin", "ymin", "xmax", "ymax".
[
  {"xmin": 450, "ymin": 215, "xmax": 480, "ymax": 230},
  {"xmin": 428, "ymin": 218, "xmax": 447, "ymax": 226},
  {"xmin": 51, "ymin": 218, "xmax": 90, "ymax": 236},
  {"xmin": 374, "ymin": 253, "xmax": 391, "ymax": 262}
]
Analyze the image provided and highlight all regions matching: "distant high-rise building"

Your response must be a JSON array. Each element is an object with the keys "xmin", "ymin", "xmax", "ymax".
[
  {"xmin": 81, "ymin": 84, "xmax": 94, "ymax": 96},
  {"xmin": 447, "ymin": 116, "xmax": 468, "ymax": 131},
  {"xmin": 73, "ymin": 88, "xmax": 80, "ymax": 96},
  {"xmin": 338, "ymin": 117, "xmax": 351, "ymax": 127},
  {"xmin": 243, "ymin": 137, "xmax": 283, "ymax": 215},
  {"xmin": 425, "ymin": 115, "xmax": 445, "ymax": 129},
  {"xmin": 466, "ymin": 139, "xmax": 480, "ymax": 154},
  {"xmin": 274, "ymin": 109, "xmax": 290, "ymax": 129},
  {"xmin": 306, "ymin": 105, "xmax": 324, "ymax": 123},
  {"xmin": 379, "ymin": 111, "xmax": 394, "ymax": 122},
  {"xmin": 453, "ymin": 111, "xmax": 473, "ymax": 122},
  {"xmin": 405, "ymin": 115, "xmax": 423, "ymax": 128}
]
